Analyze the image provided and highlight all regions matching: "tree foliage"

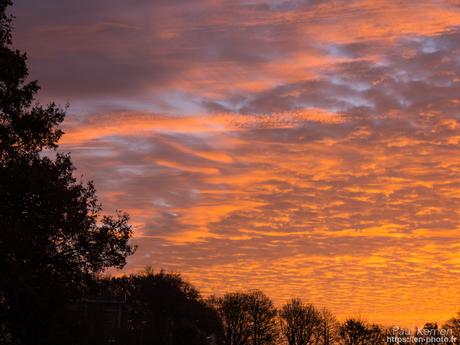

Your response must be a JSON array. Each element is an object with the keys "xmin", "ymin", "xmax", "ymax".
[
  {"xmin": 80, "ymin": 270, "xmax": 223, "ymax": 345},
  {"xmin": 0, "ymin": 1, "xmax": 135, "ymax": 343}
]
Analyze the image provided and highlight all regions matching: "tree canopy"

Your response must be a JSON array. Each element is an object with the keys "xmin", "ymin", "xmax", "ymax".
[
  {"xmin": 0, "ymin": 1, "xmax": 135, "ymax": 343},
  {"xmin": 82, "ymin": 270, "xmax": 224, "ymax": 345}
]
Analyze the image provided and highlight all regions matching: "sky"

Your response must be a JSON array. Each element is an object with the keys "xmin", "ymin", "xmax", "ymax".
[{"xmin": 11, "ymin": 0, "xmax": 460, "ymax": 326}]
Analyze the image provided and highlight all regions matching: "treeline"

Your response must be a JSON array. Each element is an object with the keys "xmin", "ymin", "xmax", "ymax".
[
  {"xmin": 3, "ymin": 264, "xmax": 460, "ymax": 345},
  {"xmin": 65, "ymin": 269, "xmax": 460, "ymax": 345}
]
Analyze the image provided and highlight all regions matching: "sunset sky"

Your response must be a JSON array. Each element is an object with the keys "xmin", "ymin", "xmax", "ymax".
[{"xmin": 12, "ymin": 0, "xmax": 460, "ymax": 326}]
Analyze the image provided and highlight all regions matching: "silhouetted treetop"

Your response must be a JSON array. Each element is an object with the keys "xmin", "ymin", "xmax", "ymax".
[
  {"xmin": 212, "ymin": 290, "xmax": 278, "ymax": 345},
  {"xmin": 0, "ymin": 1, "xmax": 135, "ymax": 343},
  {"xmin": 82, "ymin": 270, "xmax": 223, "ymax": 345},
  {"xmin": 0, "ymin": 0, "xmax": 64, "ymax": 161}
]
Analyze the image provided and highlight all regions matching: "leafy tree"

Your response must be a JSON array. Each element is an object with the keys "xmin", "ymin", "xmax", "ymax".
[
  {"xmin": 0, "ymin": 1, "xmax": 135, "ymax": 343},
  {"xmin": 84, "ymin": 270, "xmax": 223, "ymax": 345},
  {"xmin": 280, "ymin": 298, "xmax": 321, "ymax": 345}
]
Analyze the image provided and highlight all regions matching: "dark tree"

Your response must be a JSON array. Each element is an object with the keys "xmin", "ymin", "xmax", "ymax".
[
  {"xmin": 365, "ymin": 324, "xmax": 386, "ymax": 345},
  {"xmin": 84, "ymin": 270, "xmax": 223, "ymax": 345},
  {"xmin": 316, "ymin": 308, "xmax": 340, "ymax": 345},
  {"xmin": 246, "ymin": 290, "xmax": 278, "ymax": 345},
  {"xmin": 210, "ymin": 292, "xmax": 252, "ymax": 345},
  {"xmin": 0, "ymin": 1, "xmax": 135, "ymax": 343},
  {"xmin": 280, "ymin": 298, "xmax": 321, "ymax": 345},
  {"xmin": 339, "ymin": 319, "xmax": 368, "ymax": 345},
  {"xmin": 444, "ymin": 312, "xmax": 460, "ymax": 345},
  {"xmin": 419, "ymin": 323, "xmax": 443, "ymax": 345},
  {"xmin": 213, "ymin": 290, "xmax": 278, "ymax": 345}
]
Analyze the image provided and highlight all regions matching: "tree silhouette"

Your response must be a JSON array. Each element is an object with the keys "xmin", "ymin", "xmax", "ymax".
[
  {"xmin": 339, "ymin": 319, "xmax": 368, "ymax": 345},
  {"xmin": 365, "ymin": 324, "xmax": 386, "ymax": 345},
  {"xmin": 419, "ymin": 323, "xmax": 443, "ymax": 345},
  {"xmin": 316, "ymin": 308, "xmax": 340, "ymax": 345},
  {"xmin": 210, "ymin": 292, "xmax": 252, "ymax": 345},
  {"xmin": 280, "ymin": 298, "xmax": 321, "ymax": 345},
  {"xmin": 213, "ymin": 290, "xmax": 278, "ymax": 345},
  {"xmin": 246, "ymin": 290, "xmax": 278, "ymax": 345},
  {"xmin": 444, "ymin": 313, "xmax": 460, "ymax": 345},
  {"xmin": 81, "ymin": 269, "xmax": 223, "ymax": 345},
  {"xmin": 0, "ymin": 1, "xmax": 135, "ymax": 343}
]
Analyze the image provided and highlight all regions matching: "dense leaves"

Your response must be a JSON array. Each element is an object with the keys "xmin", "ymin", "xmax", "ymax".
[
  {"xmin": 0, "ymin": 1, "xmax": 63, "ymax": 160},
  {"xmin": 0, "ymin": 1, "xmax": 135, "ymax": 343},
  {"xmin": 80, "ymin": 270, "xmax": 224, "ymax": 345}
]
